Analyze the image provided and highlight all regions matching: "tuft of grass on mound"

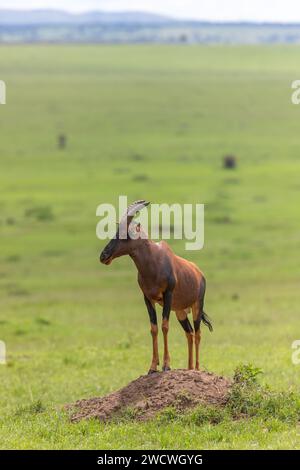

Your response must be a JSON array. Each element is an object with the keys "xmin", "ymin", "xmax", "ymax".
[
  {"xmin": 155, "ymin": 364, "xmax": 300, "ymax": 427},
  {"xmin": 227, "ymin": 364, "xmax": 300, "ymax": 425}
]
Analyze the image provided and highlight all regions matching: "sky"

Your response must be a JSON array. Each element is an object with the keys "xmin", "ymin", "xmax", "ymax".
[{"xmin": 1, "ymin": 0, "xmax": 300, "ymax": 23}]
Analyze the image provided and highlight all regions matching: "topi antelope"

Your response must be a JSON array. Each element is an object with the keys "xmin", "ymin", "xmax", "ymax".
[{"xmin": 100, "ymin": 200, "xmax": 212, "ymax": 374}]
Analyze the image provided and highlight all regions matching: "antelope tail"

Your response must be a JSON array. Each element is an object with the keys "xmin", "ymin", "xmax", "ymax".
[{"xmin": 201, "ymin": 311, "xmax": 213, "ymax": 332}]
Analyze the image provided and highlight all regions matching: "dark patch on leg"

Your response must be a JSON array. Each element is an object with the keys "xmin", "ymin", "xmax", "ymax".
[
  {"xmin": 144, "ymin": 295, "xmax": 157, "ymax": 325},
  {"xmin": 179, "ymin": 317, "xmax": 194, "ymax": 333},
  {"xmin": 162, "ymin": 289, "xmax": 172, "ymax": 321},
  {"xmin": 193, "ymin": 315, "xmax": 201, "ymax": 333}
]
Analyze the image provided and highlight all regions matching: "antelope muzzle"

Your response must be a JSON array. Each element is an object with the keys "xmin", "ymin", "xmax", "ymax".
[{"xmin": 100, "ymin": 248, "xmax": 114, "ymax": 265}]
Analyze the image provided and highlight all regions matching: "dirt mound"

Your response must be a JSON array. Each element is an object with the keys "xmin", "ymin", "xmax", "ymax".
[{"xmin": 68, "ymin": 370, "xmax": 232, "ymax": 422}]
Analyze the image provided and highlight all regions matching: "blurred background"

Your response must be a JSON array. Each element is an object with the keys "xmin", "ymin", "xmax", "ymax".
[{"xmin": 1, "ymin": 0, "xmax": 300, "ymax": 448}]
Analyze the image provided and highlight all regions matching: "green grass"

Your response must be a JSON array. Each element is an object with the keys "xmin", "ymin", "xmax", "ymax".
[{"xmin": 1, "ymin": 45, "xmax": 300, "ymax": 449}]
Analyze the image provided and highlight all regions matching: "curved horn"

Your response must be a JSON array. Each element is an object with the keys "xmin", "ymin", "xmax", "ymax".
[
  {"xmin": 126, "ymin": 200, "xmax": 150, "ymax": 218},
  {"xmin": 119, "ymin": 200, "xmax": 150, "ymax": 229}
]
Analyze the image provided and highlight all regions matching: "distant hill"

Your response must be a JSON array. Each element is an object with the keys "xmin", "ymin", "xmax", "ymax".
[
  {"xmin": 1, "ymin": 9, "xmax": 300, "ymax": 44},
  {"xmin": 0, "ymin": 9, "xmax": 173, "ymax": 25}
]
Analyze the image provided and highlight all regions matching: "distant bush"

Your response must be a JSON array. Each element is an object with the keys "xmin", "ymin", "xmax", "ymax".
[
  {"xmin": 114, "ymin": 167, "xmax": 130, "ymax": 174},
  {"xmin": 212, "ymin": 215, "xmax": 233, "ymax": 224},
  {"xmin": 132, "ymin": 174, "xmax": 149, "ymax": 182},
  {"xmin": 6, "ymin": 217, "xmax": 16, "ymax": 225},
  {"xmin": 35, "ymin": 317, "xmax": 51, "ymax": 326},
  {"xmin": 223, "ymin": 177, "xmax": 240, "ymax": 185},
  {"xmin": 58, "ymin": 134, "xmax": 66, "ymax": 149},
  {"xmin": 223, "ymin": 154, "xmax": 237, "ymax": 169},
  {"xmin": 131, "ymin": 153, "xmax": 145, "ymax": 161},
  {"xmin": 25, "ymin": 206, "xmax": 54, "ymax": 222},
  {"xmin": 6, "ymin": 255, "xmax": 21, "ymax": 263},
  {"xmin": 42, "ymin": 250, "xmax": 65, "ymax": 258},
  {"xmin": 9, "ymin": 287, "xmax": 30, "ymax": 297}
]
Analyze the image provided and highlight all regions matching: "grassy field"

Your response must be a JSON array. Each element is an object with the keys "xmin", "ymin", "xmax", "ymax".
[{"xmin": 1, "ymin": 45, "xmax": 300, "ymax": 449}]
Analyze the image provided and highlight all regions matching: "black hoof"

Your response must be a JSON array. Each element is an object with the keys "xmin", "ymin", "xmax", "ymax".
[
  {"xmin": 148, "ymin": 369, "xmax": 158, "ymax": 375},
  {"xmin": 162, "ymin": 366, "xmax": 171, "ymax": 372}
]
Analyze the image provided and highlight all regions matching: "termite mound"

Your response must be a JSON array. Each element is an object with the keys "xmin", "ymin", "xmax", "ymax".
[{"xmin": 67, "ymin": 369, "xmax": 231, "ymax": 423}]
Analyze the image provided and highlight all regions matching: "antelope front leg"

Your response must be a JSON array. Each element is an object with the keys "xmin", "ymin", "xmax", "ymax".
[
  {"xmin": 144, "ymin": 295, "xmax": 159, "ymax": 374},
  {"xmin": 150, "ymin": 324, "xmax": 159, "ymax": 373},
  {"xmin": 162, "ymin": 290, "xmax": 172, "ymax": 371}
]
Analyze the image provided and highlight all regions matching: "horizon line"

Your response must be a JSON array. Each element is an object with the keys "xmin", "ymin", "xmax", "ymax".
[
  {"xmin": 0, "ymin": 7, "xmax": 300, "ymax": 26},
  {"xmin": 2, "ymin": 8, "xmax": 300, "ymax": 25}
]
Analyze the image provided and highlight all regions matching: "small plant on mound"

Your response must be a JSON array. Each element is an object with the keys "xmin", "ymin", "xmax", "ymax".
[
  {"xmin": 227, "ymin": 364, "xmax": 300, "ymax": 424},
  {"xmin": 233, "ymin": 363, "xmax": 263, "ymax": 386}
]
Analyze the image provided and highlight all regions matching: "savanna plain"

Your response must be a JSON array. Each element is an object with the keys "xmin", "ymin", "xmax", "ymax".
[{"xmin": 0, "ymin": 45, "xmax": 300, "ymax": 449}]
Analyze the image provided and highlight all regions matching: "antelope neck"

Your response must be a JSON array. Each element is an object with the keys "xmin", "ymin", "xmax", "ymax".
[{"xmin": 129, "ymin": 240, "xmax": 159, "ymax": 278}]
